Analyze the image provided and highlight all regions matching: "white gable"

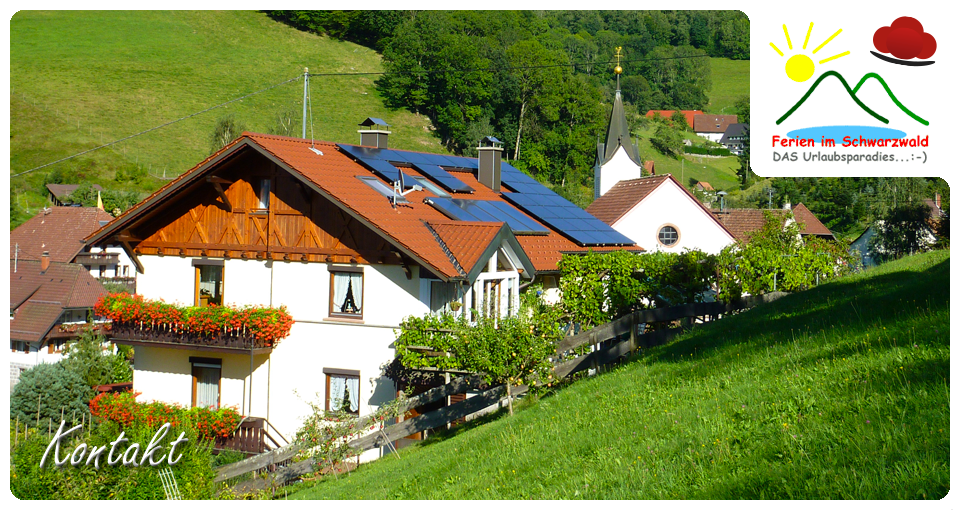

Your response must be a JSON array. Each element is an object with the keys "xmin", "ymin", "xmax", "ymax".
[
  {"xmin": 612, "ymin": 179, "xmax": 734, "ymax": 255},
  {"xmin": 596, "ymin": 146, "xmax": 643, "ymax": 198}
]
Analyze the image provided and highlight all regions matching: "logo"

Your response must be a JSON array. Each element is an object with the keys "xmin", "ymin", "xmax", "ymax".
[{"xmin": 769, "ymin": 18, "xmax": 930, "ymax": 150}]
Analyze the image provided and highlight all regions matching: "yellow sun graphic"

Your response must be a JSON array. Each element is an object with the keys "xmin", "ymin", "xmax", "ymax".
[{"xmin": 771, "ymin": 23, "xmax": 850, "ymax": 82}]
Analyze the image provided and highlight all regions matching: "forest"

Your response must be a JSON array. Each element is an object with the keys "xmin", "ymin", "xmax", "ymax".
[{"xmin": 268, "ymin": 10, "xmax": 749, "ymax": 189}]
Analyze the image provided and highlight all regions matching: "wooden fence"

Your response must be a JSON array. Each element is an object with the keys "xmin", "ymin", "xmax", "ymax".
[{"xmin": 215, "ymin": 292, "xmax": 788, "ymax": 493}]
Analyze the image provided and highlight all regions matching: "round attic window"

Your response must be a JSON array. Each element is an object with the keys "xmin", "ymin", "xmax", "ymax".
[{"xmin": 657, "ymin": 225, "xmax": 679, "ymax": 247}]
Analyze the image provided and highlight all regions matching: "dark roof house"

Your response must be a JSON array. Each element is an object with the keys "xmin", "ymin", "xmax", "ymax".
[
  {"xmin": 46, "ymin": 183, "xmax": 104, "ymax": 206},
  {"xmin": 693, "ymin": 114, "xmax": 739, "ymax": 135},
  {"xmin": 11, "ymin": 207, "xmax": 115, "ymax": 262},
  {"xmin": 712, "ymin": 203, "xmax": 835, "ymax": 241},
  {"xmin": 10, "ymin": 257, "xmax": 108, "ymax": 347}
]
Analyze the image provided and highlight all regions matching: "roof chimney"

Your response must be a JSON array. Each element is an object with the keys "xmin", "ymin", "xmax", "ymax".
[
  {"xmin": 41, "ymin": 251, "xmax": 50, "ymax": 273},
  {"xmin": 358, "ymin": 117, "xmax": 390, "ymax": 149},
  {"xmin": 936, "ymin": 193, "xmax": 941, "ymax": 209},
  {"xmin": 477, "ymin": 136, "xmax": 503, "ymax": 192}
]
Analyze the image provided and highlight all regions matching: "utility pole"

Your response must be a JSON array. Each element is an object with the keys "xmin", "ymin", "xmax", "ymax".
[
  {"xmin": 767, "ymin": 187, "xmax": 775, "ymax": 208},
  {"xmin": 302, "ymin": 68, "xmax": 309, "ymax": 139}
]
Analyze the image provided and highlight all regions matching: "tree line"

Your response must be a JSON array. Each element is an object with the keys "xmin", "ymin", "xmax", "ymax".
[{"xmin": 268, "ymin": 10, "xmax": 748, "ymax": 193}]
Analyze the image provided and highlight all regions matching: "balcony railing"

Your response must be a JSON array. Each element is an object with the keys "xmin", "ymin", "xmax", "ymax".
[
  {"xmin": 49, "ymin": 321, "xmax": 109, "ymax": 339},
  {"xmin": 74, "ymin": 252, "xmax": 120, "ymax": 265},
  {"xmin": 108, "ymin": 322, "xmax": 275, "ymax": 353}
]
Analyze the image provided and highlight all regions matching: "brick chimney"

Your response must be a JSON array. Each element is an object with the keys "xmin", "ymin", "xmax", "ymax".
[
  {"xmin": 358, "ymin": 117, "xmax": 390, "ymax": 149},
  {"xmin": 936, "ymin": 193, "xmax": 941, "ymax": 209},
  {"xmin": 477, "ymin": 136, "xmax": 503, "ymax": 192},
  {"xmin": 41, "ymin": 251, "xmax": 50, "ymax": 272}
]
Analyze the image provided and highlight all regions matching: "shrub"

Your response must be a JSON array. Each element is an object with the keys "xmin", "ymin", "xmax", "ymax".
[
  {"xmin": 683, "ymin": 145, "xmax": 731, "ymax": 156},
  {"xmin": 11, "ymin": 363, "xmax": 94, "ymax": 426},
  {"xmin": 89, "ymin": 391, "xmax": 242, "ymax": 442}
]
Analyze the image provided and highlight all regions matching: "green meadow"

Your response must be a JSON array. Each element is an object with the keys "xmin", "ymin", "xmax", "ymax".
[{"xmin": 287, "ymin": 251, "xmax": 949, "ymax": 499}]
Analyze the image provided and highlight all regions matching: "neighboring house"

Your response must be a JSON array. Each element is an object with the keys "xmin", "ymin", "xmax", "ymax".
[
  {"xmin": 9, "ymin": 255, "xmax": 109, "ymax": 388},
  {"xmin": 85, "ymin": 126, "xmax": 637, "ymax": 459},
  {"xmin": 718, "ymin": 123, "xmax": 749, "ymax": 155},
  {"xmin": 694, "ymin": 181, "xmax": 714, "ymax": 193},
  {"xmin": 11, "ymin": 207, "xmax": 136, "ymax": 291},
  {"xmin": 587, "ymin": 174, "xmax": 736, "ymax": 255},
  {"xmin": 46, "ymin": 183, "xmax": 104, "ymax": 206},
  {"xmin": 643, "ymin": 160, "xmax": 656, "ymax": 176},
  {"xmin": 645, "ymin": 110, "xmax": 703, "ymax": 129},
  {"xmin": 594, "ymin": 87, "xmax": 644, "ymax": 199},
  {"xmin": 693, "ymin": 114, "xmax": 739, "ymax": 143},
  {"xmin": 849, "ymin": 194, "xmax": 944, "ymax": 267},
  {"xmin": 712, "ymin": 203, "xmax": 836, "ymax": 242}
]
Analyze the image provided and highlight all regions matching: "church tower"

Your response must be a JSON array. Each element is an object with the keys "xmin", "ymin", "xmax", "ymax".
[{"xmin": 594, "ymin": 47, "xmax": 643, "ymax": 199}]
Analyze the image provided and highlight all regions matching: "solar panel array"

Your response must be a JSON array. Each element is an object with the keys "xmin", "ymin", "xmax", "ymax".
[
  {"xmin": 425, "ymin": 198, "xmax": 549, "ymax": 235},
  {"xmin": 338, "ymin": 144, "xmax": 634, "ymax": 246},
  {"xmin": 338, "ymin": 144, "xmax": 473, "ymax": 192}
]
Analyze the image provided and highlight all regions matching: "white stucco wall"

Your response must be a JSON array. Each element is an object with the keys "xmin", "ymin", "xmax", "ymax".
[
  {"xmin": 129, "ymin": 255, "xmax": 430, "ymax": 461},
  {"xmin": 613, "ymin": 179, "xmax": 734, "ymax": 255},
  {"xmin": 696, "ymin": 132, "xmax": 725, "ymax": 143},
  {"xmin": 597, "ymin": 146, "xmax": 643, "ymax": 198}
]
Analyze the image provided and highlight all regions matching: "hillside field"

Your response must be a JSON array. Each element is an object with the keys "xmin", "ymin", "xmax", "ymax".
[{"xmin": 285, "ymin": 250, "xmax": 949, "ymax": 499}]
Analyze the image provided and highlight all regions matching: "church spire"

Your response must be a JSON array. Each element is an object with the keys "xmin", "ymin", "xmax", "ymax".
[{"xmin": 601, "ymin": 47, "xmax": 641, "ymax": 167}]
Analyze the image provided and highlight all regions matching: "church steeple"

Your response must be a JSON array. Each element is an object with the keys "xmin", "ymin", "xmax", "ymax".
[{"xmin": 594, "ymin": 47, "xmax": 643, "ymax": 199}]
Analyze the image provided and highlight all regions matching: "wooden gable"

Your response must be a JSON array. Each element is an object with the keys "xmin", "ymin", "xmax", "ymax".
[{"xmin": 130, "ymin": 147, "xmax": 402, "ymax": 265}]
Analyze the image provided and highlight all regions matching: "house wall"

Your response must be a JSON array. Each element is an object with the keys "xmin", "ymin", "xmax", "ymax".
[
  {"xmin": 597, "ymin": 147, "xmax": 643, "ymax": 198},
  {"xmin": 696, "ymin": 132, "xmax": 725, "ymax": 143},
  {"xmin": 613, "ymin": 180, "xmax": 734, "ymax": 255},
  {"xmin": 130, "ymin": 254, "xmax": 429, "ymax": 461}
]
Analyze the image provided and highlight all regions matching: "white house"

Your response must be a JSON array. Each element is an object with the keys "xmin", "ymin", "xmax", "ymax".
[
  {"xmin": 587, "ymin": 174, "xmax": 735, "ymax": 255},
  {"xmin": 85, "ymin": 127, "xmax": 636, "ymax": 459},
  {"xmin": 693, "ymin": 114, "xmax": 739, "ymax": 143},
  {"xmin": 11, "ymin": 206, "xmax": 137, "ymax": 290}
]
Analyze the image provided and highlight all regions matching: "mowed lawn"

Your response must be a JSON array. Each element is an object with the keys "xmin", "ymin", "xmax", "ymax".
[{"xmin": 284, "ymin": 251, "xmax": 949, "ymax": 499}]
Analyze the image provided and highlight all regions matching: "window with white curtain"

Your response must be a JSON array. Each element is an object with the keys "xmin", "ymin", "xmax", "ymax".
[
  {"xmin": 191, "ymin": 358, "xmax": 221, "ymax": 410},
  {"xmin": 330, "ymin": 270, "xmax": 363, "ymax": 318},
  {"xmin": 324, "ymin": 368, "xmax": 360, "ymax": 415}
]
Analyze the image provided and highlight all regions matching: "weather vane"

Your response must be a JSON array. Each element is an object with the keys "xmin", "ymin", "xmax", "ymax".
[{"xmin": 614, "ymin": 46, "xmax": 623, "ymax": 90}]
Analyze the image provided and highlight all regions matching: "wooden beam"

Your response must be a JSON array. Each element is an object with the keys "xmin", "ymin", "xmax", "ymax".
[
  {"xmin": 120, "ymin": 240, "xmax": 144, "ymax": 274},
  {"xmin": 208, "ymin": 180, "xmax": 232, "ymax": 212}
]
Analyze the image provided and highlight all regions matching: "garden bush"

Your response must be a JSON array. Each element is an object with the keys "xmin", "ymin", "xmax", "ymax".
[{"xmin": 11, "ymin": 363, "xmax": 94, "ymax": 426}]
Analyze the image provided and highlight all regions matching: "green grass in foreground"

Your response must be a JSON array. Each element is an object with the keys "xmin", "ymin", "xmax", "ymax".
[{"xmin": 287, "ymin": 250, "xmax": 949, "ymax": 499}]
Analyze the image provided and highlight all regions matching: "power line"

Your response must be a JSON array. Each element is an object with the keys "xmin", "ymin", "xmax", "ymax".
[
  {"xmin": 307, "ymin": 55, "xmax": 709, "ymax": 77},
  {"xmin": 13, "ymin": 53, "xmax": 707, "ymax": 179},
  {"xmin": 12, "ymin": 75, "xmax": 303, "ymax": 179}
]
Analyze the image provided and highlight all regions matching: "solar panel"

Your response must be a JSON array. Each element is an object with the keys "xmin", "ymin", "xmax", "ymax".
[
  {"xmin": 411, "ymin": 164, "xmax": 474, "ymax": 193},
  {"xmin": 362, "ymin": 159, "xmax": 418, "ymax": 189},
  {"xmin": 502, "ymin": 193, "xmax": 634, "ymax": 246},
  {"xmin": 424, "ymin": 198, "xmax": 549, "ymax": 235}
]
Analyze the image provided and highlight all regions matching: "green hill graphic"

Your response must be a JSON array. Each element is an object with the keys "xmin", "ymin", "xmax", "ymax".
[{"xmin": 776, "ymin": 71, "xmax": 929, "ymax": 126}]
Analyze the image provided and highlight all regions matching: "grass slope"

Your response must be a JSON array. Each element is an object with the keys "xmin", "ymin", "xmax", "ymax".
[
  {"xmin": 636, "ymin": 127, "xmax": 741, "ymax": 192},
  {"xmin": 705, "ymin": 57, "xmax": 750, "ymax": 115},
  {"xmin": 10, "ymin": 11, "xmax": 441, "ymax": 221},
  {"xmin": 288, "ymin": 251, "xmax": 949, "ymax": 499}
]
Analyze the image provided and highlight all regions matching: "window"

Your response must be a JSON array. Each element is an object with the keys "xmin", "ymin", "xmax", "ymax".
[
  {"xmin": 658, "ymin": 225, "xmax": 679, "ymax": 247},
  {"xmin": 329, "ymin": 269, "xmax": 363, "ymax": 318},
  {"xmin": 191, "ymin": 357, "xmax": 221, "ymax": 410},
  {"xmin": 413, "ymin": 177, "xmax": 451, "ymax": 198},
  {"xmin": 258, "ymin": 178, "xmax": 271, "ymax": 209},
  {"xmin": 194, "ymin": 261, "xmax": 224, "ymax": 306},
  {"xmin": 324, "ymin": 368, "xmax": 360, "ymax": 414},
  {"xmin": 357, "ymin": 176, "xmax": 407, "ymax": 203}
]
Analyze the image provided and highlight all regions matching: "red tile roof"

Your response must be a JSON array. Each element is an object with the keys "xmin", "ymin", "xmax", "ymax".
[
  {"xmin": 11, "ymin": 207, "xmax": 114, "ymax": 262},
  {"xmin": 430, "ymin": 221, "xmax": 505, "ymax": 277},
  {"xmin": 88, "ymin": 133, "xmax": 638, "ymax": 279},
  {"xmin": 9, "ymin": 260, "xmax": 107, "ymax": 343},
  {"xmin": 712, "ymin": 205, "xmax": 834, "ymax": 241},
  {"xmin": 586, "ymin": 175, "xmax": 671, "ymax": 225},
  {"xmin": 791, "ymin": 203, "xmax": 835, "ymax": 238},
  {"xmin": 693, "ymin": 114, "xmax": 739, "ymax": 134},
  {"xmin": 645, "ymin": 110, "xmax": 703, "ymax": 128},
  {"xmin": 643, "ymin": 160, "xmax": 656, "ymax": 175}
]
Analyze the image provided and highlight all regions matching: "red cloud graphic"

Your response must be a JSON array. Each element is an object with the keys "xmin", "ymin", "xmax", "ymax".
[{"xmin": 874, "ymin": 17, "xmax": 936, "ymax": 60}]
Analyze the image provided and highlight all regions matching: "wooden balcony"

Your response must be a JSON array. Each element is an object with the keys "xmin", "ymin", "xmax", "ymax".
[
  {"xmin": 108, "ymin": 323, "xmax": 274, "ymax": 354},
  {"xmin": 74, "ymin": 252, "xmax": 120, "ymax": 265},
  {"xmin": 47, "ymin": 322, "xmax": 109, "ymax": 340}
]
